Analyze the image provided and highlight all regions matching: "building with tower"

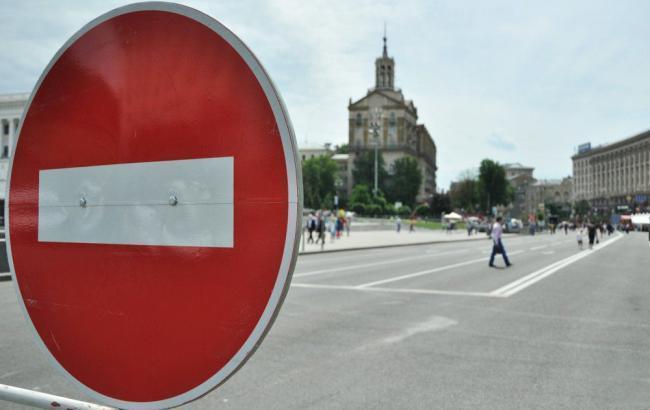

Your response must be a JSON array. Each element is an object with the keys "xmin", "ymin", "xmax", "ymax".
[{"xmin": 347, "ymin": 32, "xmax": 437, "ymax": 202}]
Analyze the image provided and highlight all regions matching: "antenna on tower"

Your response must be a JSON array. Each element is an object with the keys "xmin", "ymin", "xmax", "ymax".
[{"xmin": 382, "ymin": 22, "xmax": 387, "ymax": 57}]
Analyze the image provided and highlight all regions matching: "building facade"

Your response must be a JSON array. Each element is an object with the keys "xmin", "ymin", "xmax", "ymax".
[
  {"xmin": 572, "ymin": 130, "xmax": 650, "ymax": 212},
  {"xmin": 524, "ymin": 177, "xmax": 573, "ymax": 217},
  {"xmin": 0, "ymin": 92, "xmax": 29, "ymax": 222},
  {"xmin": 347, "ymin": 35, "xmax": 437, "ymax": 202},
  {"xmin": 503, "ymin": 163, "xmax": 573, "ymax": 219}
]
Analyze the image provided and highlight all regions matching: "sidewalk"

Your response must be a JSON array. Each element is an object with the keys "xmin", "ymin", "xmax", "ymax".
[{"xmin": 299, "ymin": 229, "xmax": 499, "ymax": 254}]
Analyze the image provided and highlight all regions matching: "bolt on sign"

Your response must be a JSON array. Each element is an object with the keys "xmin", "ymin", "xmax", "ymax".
[{"xmin": 6, "ymin": 3, "xmax": 301, "ymax": 409}]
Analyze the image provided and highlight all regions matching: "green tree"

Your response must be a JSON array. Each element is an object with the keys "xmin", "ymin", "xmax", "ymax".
[
  {"xmin": 477, "ymin": 159, "xmax": 509, "ymax": 213},
  {"xmin": 301, "ymin": 155, "xmax": 338, "ymax": 209},
  {"xmin": 335, "ymin": 143, "xmax": 349, "ymax": 154},
  {"xmin": 352, "ymin": 150, "xmax": 388, "ymax": 193},
  {"xmin": 574, "ymin": 199, "xmax": 591, "ymax": 217},
  {"xmin": 385, "ymin": 157, "xmax": 422, "ymax": 207},
  {"xmin": 449, "ymin": 179, "xmax": 478, "ymax": 211},
  {"xmin": 350, "ymin": 184, "xmax": 373, "ymax": 206},
  {"xmin": 430, "ymin": 191, "xmax": 451, "ymax": 215}
]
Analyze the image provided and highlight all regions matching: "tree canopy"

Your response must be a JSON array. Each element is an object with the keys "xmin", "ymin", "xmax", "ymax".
[
  {"xmin": 352, "ymin": 150, "xmax": 388, "ymax": 193},
  {"xmin": 302, "ymin": 155, "xmax": 339, "ymax": 209},
  {"xmin": 385, "ymin": 157, "xmax": 422, "ymax": 208},
  {"xmin": 449, "ymin": 178, "xmax": 478, "ymax": 212},
  {"xmin": 477, "ymin": 159, "xmax": 510, "ymax": 212}
]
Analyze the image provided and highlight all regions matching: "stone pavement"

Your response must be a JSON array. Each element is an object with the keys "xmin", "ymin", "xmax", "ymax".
[{"xmin": 299, "ymin": 228, "xmax": 502, "ymax": 254}]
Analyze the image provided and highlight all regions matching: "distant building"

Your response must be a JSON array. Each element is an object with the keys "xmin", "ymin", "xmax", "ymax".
[
  {"xmin": 572, "ymin": 129, "xmax": 650, "ymax": 212},
  {"xmin": 503, "ymin": 162, "xmax": 534, "ymax": 180},
  {"xmin": 347, "ymin": 33, "xmax": 437, "ymax": 201},
  {"xmin": 504, "ymin": 163, "xmax": 536, "ymax": 218},
  {"xmin": 0, "ymin": 92, "xmax": 29, "ymax": 221},
  {"xmin": 502, "ymin": 163, "xmax": 573, "ymax": 219},
  {"xmin": 524, "ymin": 177, "xmax": 573, "ymax": 217},
  {"xmin": 299, "ymin": 146, "xmax": 333, "ymax": 162}
]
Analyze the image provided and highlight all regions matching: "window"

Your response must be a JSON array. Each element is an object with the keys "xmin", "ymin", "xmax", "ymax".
[
  {"xmin": 355, "ymin": 113, "xmax": 362, "ymax": 126},
  {"xmin": 2, "ymin": 123, "xmax": 8, "ymax": 136}
]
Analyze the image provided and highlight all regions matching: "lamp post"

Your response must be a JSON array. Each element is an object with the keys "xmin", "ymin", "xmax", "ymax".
[{"xmin": 369, "ymin": 108, "xmax": 382, "ymax": 196}]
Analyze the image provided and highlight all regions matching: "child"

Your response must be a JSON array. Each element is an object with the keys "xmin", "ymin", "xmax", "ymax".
[{"xmin": 576, "ymin": 229, "xmax": 584, "ymax": 250}]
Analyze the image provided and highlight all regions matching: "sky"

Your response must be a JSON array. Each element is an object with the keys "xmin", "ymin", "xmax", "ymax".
[{"xmin": 1, "ymin": 0, "xmax": 649, "ymax": 190}]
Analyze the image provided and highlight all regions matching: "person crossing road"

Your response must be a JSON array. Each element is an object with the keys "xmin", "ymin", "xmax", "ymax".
[{"xmin": 489, "ymin": 216, "xmax": 512, "ymax": 268}]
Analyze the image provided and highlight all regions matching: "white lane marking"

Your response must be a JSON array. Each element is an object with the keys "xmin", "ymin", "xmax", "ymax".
[
  {"xmin": 530, "ymin": 245, "xmax": 548, "ymax": 250},
  {"xmin": 542, "ymin": 251, "xmax": 555, "ymax": 255},
  {"xmin": 38, "ymin": 157, "xmax": 234, "ymax": 247},
  {"xmin": 491, "ymin": 234, "xmax": 624, "ymax": 297},
  {"xmin": 355, "ymin": 250, "xmax": 525, "ymax": 288},
  {"xmin": 294, "ymin": 249, "xmax": 469, "ymax": 278},
  {"xmin": 291, "ymin": 283, "xmax": 499, "ymax": 297},
  {"xmin": 381, "ymin": 316, "xmax": 458, "ymax": 344}
]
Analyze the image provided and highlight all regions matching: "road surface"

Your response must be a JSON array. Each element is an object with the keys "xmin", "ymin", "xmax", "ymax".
[{"xmin": 1, "ymin": 231, "xmax": 649, "ymax": 409}]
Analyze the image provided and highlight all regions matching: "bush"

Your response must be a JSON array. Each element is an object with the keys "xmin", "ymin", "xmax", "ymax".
[
  {"xmin": 383, "ymin": 204, "xmax": 396, "ymax": 216},
  {"xmin": 397, "ymin": 205, "xmax": 412, "ymax": 217},
  {"xmin": 365, "ymin": 204, "xmax": 382, "ymax": 216},
  {"xmin": 415, "ymin": 204, "xmax": 430, "ymax": 217},
  {"xmin": 351, "ymin": 203, "xmax": 366, "ymax": 215}
]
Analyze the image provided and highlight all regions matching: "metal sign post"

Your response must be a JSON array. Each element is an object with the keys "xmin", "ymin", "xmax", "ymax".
[{"xmin": 0, "ymin": 384, "xmax": 116, "ymax": 410}]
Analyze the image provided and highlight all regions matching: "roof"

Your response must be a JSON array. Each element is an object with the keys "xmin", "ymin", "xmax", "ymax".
[
  {"xmin": 572, "ymin": 129, "xmax": 650, "ymax": 159},
  {"xmin": 503, "ymin": 162, "xmax": 533, "ymax": 170},
  {"xmin": 0, "ymin": 92, "xmax": 30, "ymax": 103},
  {"xmin": 348, "ymin": 89, "xmax": 417, "ymax": 116}
]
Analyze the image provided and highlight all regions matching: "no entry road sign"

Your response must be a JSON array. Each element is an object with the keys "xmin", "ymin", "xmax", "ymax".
[{"xmin": 6, "ymin": 3, "xmax": 301, "ymax": 409}]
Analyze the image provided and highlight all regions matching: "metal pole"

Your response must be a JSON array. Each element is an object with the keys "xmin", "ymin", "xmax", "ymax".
[
  {"xmin": 0, "ymin": 383, "xmax": 116, "ymax": 410},
  {"xmin": 374, "ymin": 139, "xmax": 378, "ymax": 195}
]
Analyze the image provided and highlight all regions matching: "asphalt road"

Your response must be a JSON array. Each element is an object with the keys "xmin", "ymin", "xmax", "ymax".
[{"xmin": 1, "ymin": 231, "xmax": 650, "ymax": 409}]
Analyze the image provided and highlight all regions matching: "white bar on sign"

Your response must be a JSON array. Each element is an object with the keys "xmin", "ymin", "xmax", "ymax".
[{"xmin": 38, "ymin": 157, "xmax": 234, "ymax": 248}]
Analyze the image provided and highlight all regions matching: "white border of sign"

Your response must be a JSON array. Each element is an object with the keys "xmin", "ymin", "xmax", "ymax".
[{"xmin": 5, "ymin": 3, "xmax": 302, "ymax": 409}]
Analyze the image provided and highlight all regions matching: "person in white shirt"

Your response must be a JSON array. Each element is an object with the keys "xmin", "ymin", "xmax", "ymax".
[{"xmin": 489, "ymin": 216, "xmax": 512, "ymax": 267}]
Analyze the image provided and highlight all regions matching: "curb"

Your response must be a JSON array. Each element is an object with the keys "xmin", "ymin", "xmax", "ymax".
[{"xmin": 297, "ymin": 234, "xmax": 511, "ymax": 256}]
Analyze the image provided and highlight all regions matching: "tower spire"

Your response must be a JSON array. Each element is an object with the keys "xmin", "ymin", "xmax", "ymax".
[{"xmin": 382, "ymin": 22, "xmax": 387, "ymax": 57}]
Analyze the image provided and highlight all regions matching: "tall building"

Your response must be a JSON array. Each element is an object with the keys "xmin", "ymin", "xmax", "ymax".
[
  {"xmin": 502, "ymin": 163, "xmax": 573, "ymax": 219},
  {"xmin": 572, "ymin": 129, "xmax": 650, "ymax": 212},
  {"xmin": 347, "ymin": 33, "xmax": 437, "ymax": 202},
  {"xmin": 0, "ymin": 92, "xmax": 29, "ymax": 223},
  {"xmin": 504, "ymin": 163, "xmax": 536, "ymax": 218}
]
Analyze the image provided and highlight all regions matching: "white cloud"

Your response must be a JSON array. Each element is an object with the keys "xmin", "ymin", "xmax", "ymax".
[{"xmin": 1, "ymin": 0, "xmax": 649, "ymax": 189}]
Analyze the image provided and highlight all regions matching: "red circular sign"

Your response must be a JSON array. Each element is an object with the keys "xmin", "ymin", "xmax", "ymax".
[{"xmin": 7, "ymin": 3, "xmax": 300, "ymax": 409}]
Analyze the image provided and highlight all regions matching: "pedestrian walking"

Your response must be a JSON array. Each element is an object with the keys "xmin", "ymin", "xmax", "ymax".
[
  {"xmin": 307, "ymin": 212, "xmax": 316, "ymax": 243},
  {"xmin": 409, "ymin": 216, "xmax": 416, "ymax": 233},
  {"xmin": 489, "ymin": 216, "xmax": 511, "ymax": 268},
  {"xmin": 396, "ymin": 216, "xmax": 402, "ymax": 233},
  {"xmin": 345, "ymin": 211, "xmax": 352, "ymax": 236},
  {"xmin": 576, "ymin": 228, "xmax": 584, "ymax": 250},
  {"xmin": 316, "ymin": 212, "xmax": 326, "ymax": 247},
  {"xmin": 587, "ymin": 221, "xmax": 597, "ymax": 250}
]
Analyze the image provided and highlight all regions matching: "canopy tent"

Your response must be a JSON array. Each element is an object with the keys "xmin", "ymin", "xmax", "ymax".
[{"xmin": 443, "ymin": 212, "xmax": 463, "ymax": 221}]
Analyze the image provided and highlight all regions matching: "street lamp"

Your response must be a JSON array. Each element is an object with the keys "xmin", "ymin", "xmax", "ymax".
[{"xmin": 369, "ymin": 108, "xmax": 382, "ymax": 196}]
